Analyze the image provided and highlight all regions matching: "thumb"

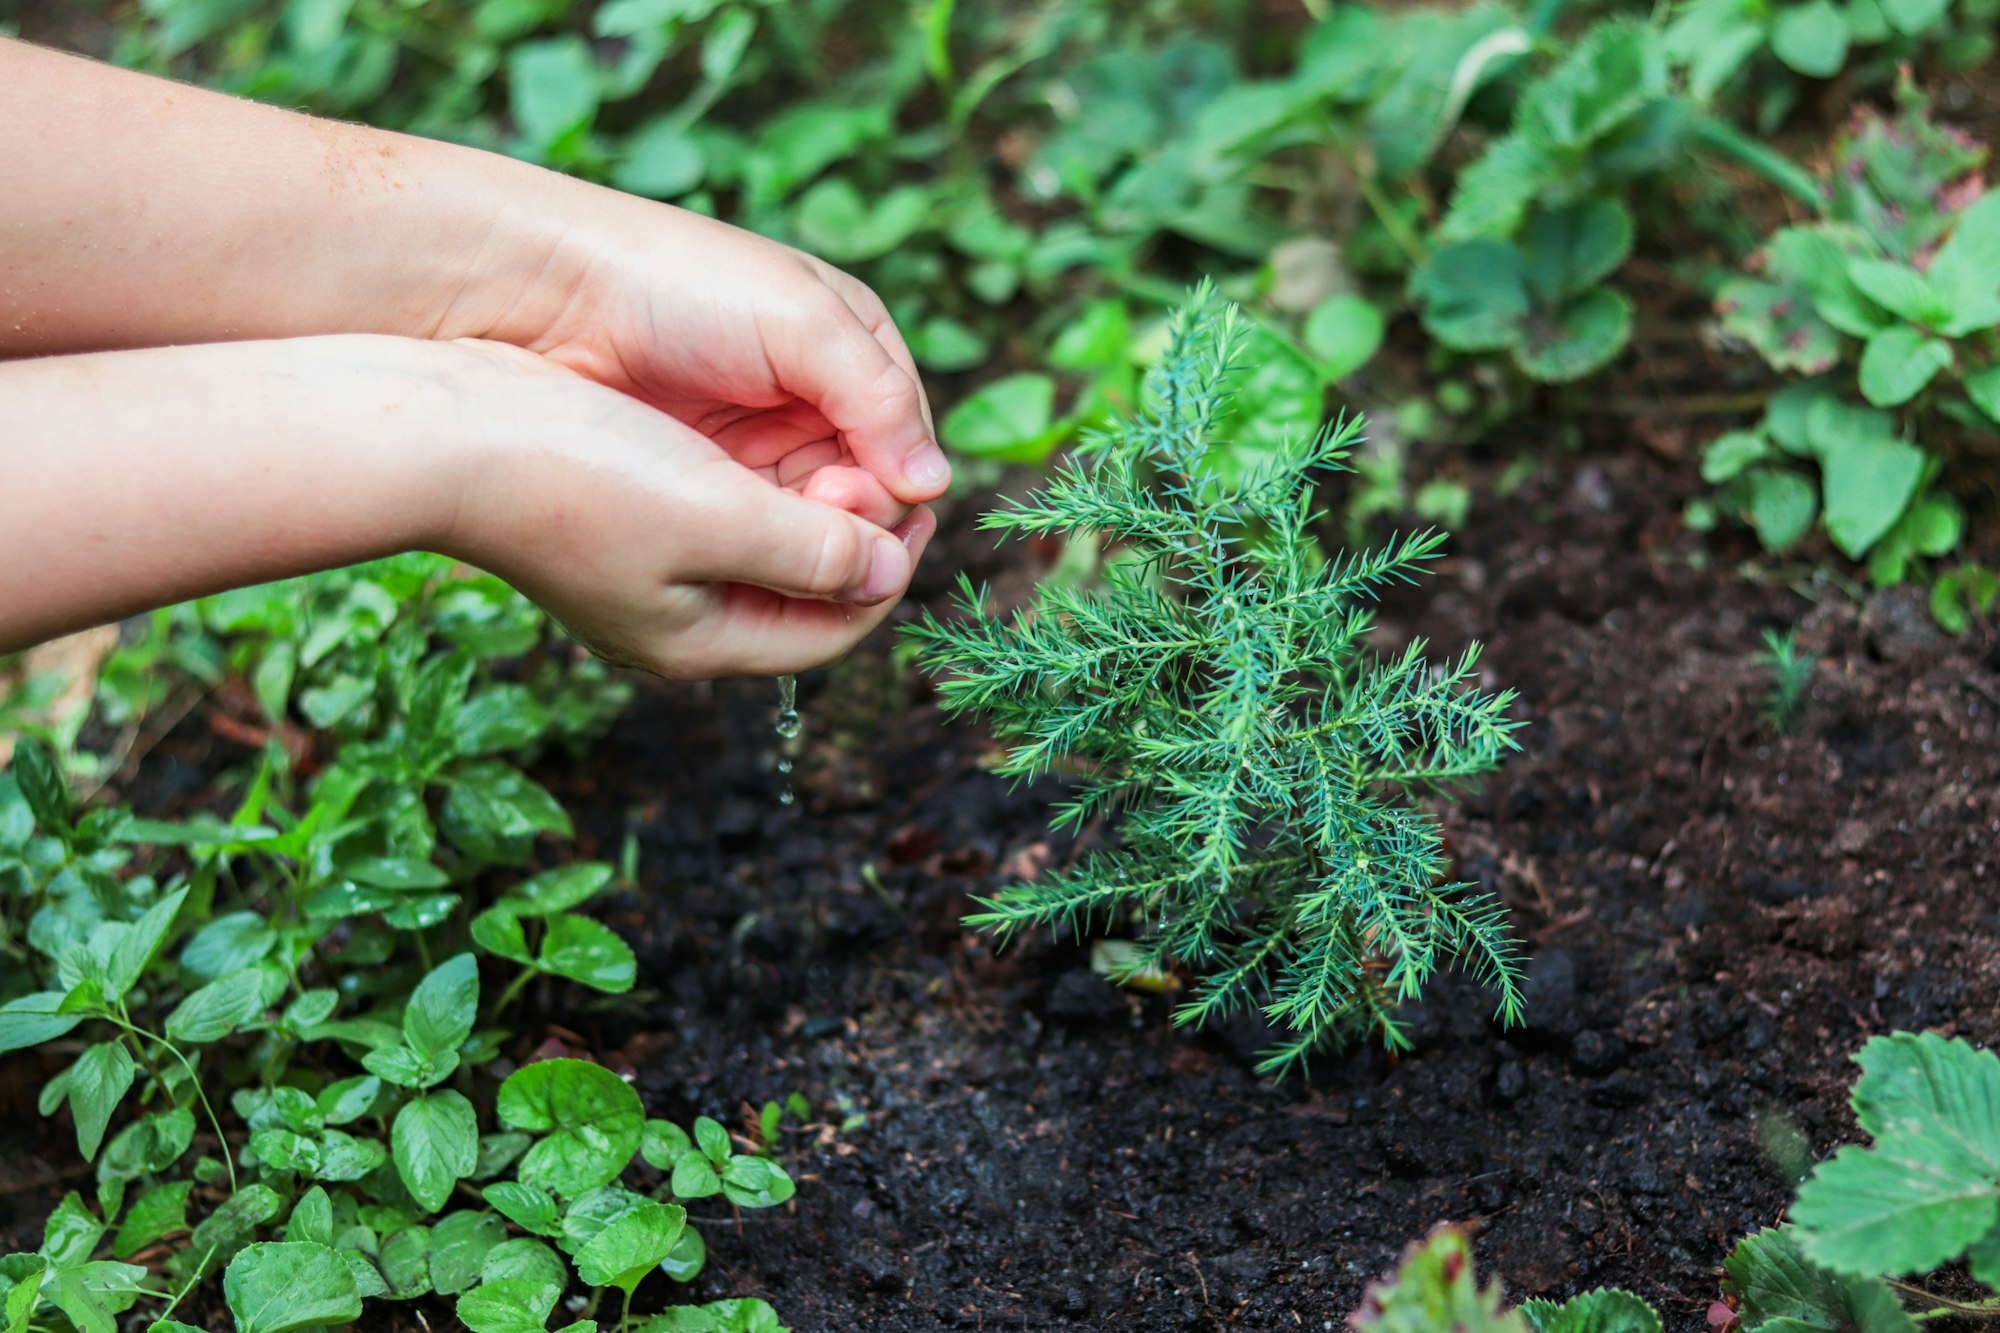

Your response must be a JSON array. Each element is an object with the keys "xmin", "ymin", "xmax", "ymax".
[{"xmin": 684, "ymin": 466, "xmax": 912, "ymax": 605}]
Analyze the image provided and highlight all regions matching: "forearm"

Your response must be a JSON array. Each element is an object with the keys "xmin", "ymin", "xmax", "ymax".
[
  {"xmin": 0, "ymin": 337, "xmax": 472, "ymax": 650},
  {"xmin": 0, "ymin": 37, "xmax": 575, "ymax": 357}
]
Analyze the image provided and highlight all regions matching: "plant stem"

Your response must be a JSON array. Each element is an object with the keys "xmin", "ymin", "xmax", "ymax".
[
  {"xmin": 109, "ymin": 1016, "xmax": 238, "ymax": 1194},
  {"xmin": 1692, "ymin": 114, "xmax": 1823, "ymax": 213}
]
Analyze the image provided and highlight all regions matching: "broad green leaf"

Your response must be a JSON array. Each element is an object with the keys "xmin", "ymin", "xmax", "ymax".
[
  {"xmin": 223, "ymin": 1241, "xmax": 363, "ymax": 1333},
  {"xmin": 431, "ymin": 1211, "xmax": 506, "ymax": 1295},
  {"xmin": 671, "ymin": 1156, "xmax": 721, "ymax": 1199},
  {"xmin": 113, "ymin": 1181, "xmax": 191, "ymax": 1257},
  {"xmin": 404, "ymin": 953, "xmax": 479, "ymax": 1061},
  {"xmin": 1747, "ymin": 470, "xmax": 1818, "ymax": 552},
  {"xmin": 1522, "ymin": 201, "xmax": 1633, "ymax": 305},
  {"xmin": 1411, "ymin": 239, "xmax": 1529, "ymax": 353},
  {"xmin": 615, "ymin": 118, "xmax": 706, "ymax": 198},
  {"xmin": 189, "ymin": 1183, "xmax": 283, "ymax": 1253},
  {"xmin": 44, "ymin": 1192, "xmax": 106, "ymax": 1266},
  {"xmin": 459, "ymin": 1277, "xmax": 561, "ymax": 1333},
  {"xmin": 481, "ymin": 1237, "xmax": 570, "ymax": 1292},
  {"xmin": 1963, "ymin": 365, "xmax": 2000, "ymax": 423},
  {"xmin": 693, "ymin": 1117, "xmax": 731, "ymax": 1164},
  {"xmin": 640, "ymin": 1120, "xmax": 694, "ymax": 1170},
  {"xmin": 0, "ymin": 992, "xmax": 80, "ymax": 1054},
  {"xmin": 68, "ymin": 1041, "xmax": 135, "ymax": 1159},
  {"xmin": 793, "ymin": 178, "xmax": 931, "ymax": 263},
  {"xmin": 1771, "ymin": 0, "xmax": 1850, "ymax": 77},
  {"xmin": 1817, "ymin": 429, "xmax": 1925, "ymax": 559},
  {"xmin": 178, "ymin": 912, "xmax": 275, "ymax": 981},
  {"xmin": 506, "ymin": 864, "xmax": 614, "ymax": 916},
  {"xmin": 105, "ymin": 888, "xmax": 188, "ymax": 999},
  {"xmin": 940, "ymin": 374, "xmax": 1061, "ymax": 463},
  {"xmin": 1516, "ymin": 289, "xmax": 1632, "ymax": 383},
  {"xmin": 394, "ymin": 1092, "xmax": 480, "ymax": 1214},
  {"xmin": 1847, "ymin": 260, "xmax": 1950, "ymax": 327},
  {"xmin": 499, "ymin": 1060, "xmax": 645, "ymax": 1197},
  {"xmin": 509, "ymin": 37, "xmax": 601, "ymax": 151},
  {"xmin": 165, "ymin": 967, "xmax": 265, "ymax": 1043},
  {"xmin": 1302, "ymin": 294, "xmax": 1385, "ymax": 380},
  {"xmin": 1880, "ymin": 0, "xmax": 1950, "ymax": 35},
  {"xmin": 1797, "ymin": 1141, "xmax": 1999, "ymax": 1276},
  {"xmin": 1858, "ymin": 329, "xmax": 1952, "ymax": 407},
  {"xmin": 484, "ymin": 1181, "xmax": 560, "ymax": 1235},
  {"xmin": 540, "ymin": 915, "xmax": 635, "ymax": 994},
  {"xmin": 364, "ymin": 1043, "xmax": 455, "ymax": 1089},
  {"xmin": 1519, "ymin": 1289, "xmax": 1659, "ymax": 1333},
  {"xmin": 99, "ymin": 1106, "xmax": 195, "ymax": 1184},
  {"xmin": 1048, "ymin": 299, "xmax": 1132, "ymax": 373},
  {"xmin": 472, "ymin": 907, "xmax": 533, "ymax": 964},
  {"xmin": 658, "ymin": 1223, "xmax": 706, "ymax": 1283},
  {"xmin": 1723, "ymin": 1227, "xmax": 1915, "ymax": 1333},
  {"xmin": 378, "ymin": 1224, "xmax": 433, "ymax": 1299},
  {"xmin": 1702, "ymin": 431, "xmax": 1770, "ymax": 484},
  {"xmin": 720, "ymin": 1155, "xmax": 795, "ymax": 1210},
  {"xmin": 285, "ymin": 1187, "xmax": 334, "ymax": 1247},
  {"xmin": 574, "ymin": 1199, "xmax": 685, "ymax": 1295}
]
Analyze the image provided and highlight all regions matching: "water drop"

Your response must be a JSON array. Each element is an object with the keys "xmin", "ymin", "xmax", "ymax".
[{"xmin": 773, "ymin": 674, "xmax": 801, "ymax": 805}]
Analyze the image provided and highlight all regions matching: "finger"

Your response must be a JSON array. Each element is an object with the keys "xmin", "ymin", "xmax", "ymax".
[
  {"xmin": 815, "ymin": 264, "xmax": 938, "ymax": 440},
  {"xmin": 679, "ymin": 461, "xmax": 912, "ymax": 604},
  {"xmin": 685, "ymin": 506, "xmax": 937, "ymax": 678},
  {"xmin": 799, "ymin": 463, "xmax": 912, "ymax": 530},
  {"xmin": 770, "ymin": 282, "xmax": 950, "ymax": 504}
]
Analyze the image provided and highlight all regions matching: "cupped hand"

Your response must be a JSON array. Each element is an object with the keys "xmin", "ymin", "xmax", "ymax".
[
  {"xmin": 440, "ymin": 340, "xmax": 935, "ymax": 679},
  {"xmin": 457, "ymin": 188, "xmax": 949, "ymax": 511}
]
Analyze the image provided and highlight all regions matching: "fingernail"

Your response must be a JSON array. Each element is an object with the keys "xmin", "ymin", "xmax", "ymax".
[
  {"xmin": 861, "ymin": 536, "xmax": 906, "ymax": 603},
  {"xmin": 903, "ymin": 440, "xmax": 951, "ymax": 493}
]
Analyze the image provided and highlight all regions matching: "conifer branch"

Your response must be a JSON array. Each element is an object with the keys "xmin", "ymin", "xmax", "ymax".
[{"xmin": 907, "ymin": 285, "xmax": 1525, "ymax": 1068}]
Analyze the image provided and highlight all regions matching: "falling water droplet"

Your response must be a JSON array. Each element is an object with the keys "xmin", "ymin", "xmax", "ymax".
[{"xmin": 773, "ymin": 674, "xmax": 801, "ymax": 805}]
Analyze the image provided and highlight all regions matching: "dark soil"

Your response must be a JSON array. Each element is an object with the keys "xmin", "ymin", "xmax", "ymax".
[{"xmin": 509, "ymin": 441, "xmax": 2000, "ymax": 1332}]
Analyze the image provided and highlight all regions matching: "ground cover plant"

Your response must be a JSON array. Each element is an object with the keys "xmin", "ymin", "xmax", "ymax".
[{"xmin": 8, "ymin": 0, "xmax": 2000, "ymax": 1325}]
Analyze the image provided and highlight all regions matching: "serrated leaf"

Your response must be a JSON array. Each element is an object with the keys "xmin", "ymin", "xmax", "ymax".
[
  {"xmin": 485, "ymin": 1181, "xmax": 561, "ymax": 1235},
  {"xmin": 0, "ymin": 992, "xmax": 80, "ymax": 1054},
  {"xmin": 113, "ymin": 1181, "xmax": 191, "ymax": 1257},
  {"xmin": 1516, "ymin": 289, "xmax": 1632, "ymax": 383},
  {"xmin": 1848, "ymin": 260, "xmax": 1950, "ymax": 328},
  {"xmin": 506, "ymin": 864, "xmax": 615, "ymax": 916},
  {"xmin": 1522, "ymin": 201, "xmax": 1633, "ymax": 305},
  {"xmin": 404, "ymin": 953, "xmax": 479, "ymax": 1062},
  {"xmin": 1519, "ymin": 1288, "xmax": 1659, "ymax": 1333},
  {"xmin": 430, "ymin": 1210, "xmax": 506, "ymax": 1295},
  {"xmin": 1723, "ymin": 1226, "xmax": 1915, "ymax": 1333},
  {"xmin": 1411, "ymin": 239, "xmax": 1529, "ymax": 352},
  {"xmin": 459, "ymin": 1277, "xmax": 561, "ymax": 1333},
  {"xmin": 540, "ymin": 916, "xmax": 636, "ymax": 994}
]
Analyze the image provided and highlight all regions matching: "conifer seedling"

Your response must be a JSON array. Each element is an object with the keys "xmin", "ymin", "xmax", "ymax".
[{"xmin": 908, "ymin": 287, "xmax": 1524, "ymax": 1072}]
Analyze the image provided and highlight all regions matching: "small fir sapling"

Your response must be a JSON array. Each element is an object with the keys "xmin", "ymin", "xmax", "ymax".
[
  {"xmin": 1756, "ymin": 627, "xmax": 1815, "ymax": 735},
  {"xmin": 907, "ymin": 287, "xmax": 1524, "ymax": 1073}
]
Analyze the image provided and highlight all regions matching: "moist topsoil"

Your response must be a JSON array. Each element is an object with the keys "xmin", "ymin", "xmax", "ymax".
[{"xmin": 5, "ymin": 441, "xmax": 2000, "ymax": 1332}]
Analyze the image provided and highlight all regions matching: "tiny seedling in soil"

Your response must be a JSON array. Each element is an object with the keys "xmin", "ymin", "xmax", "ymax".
[
  {"xmin": 1756, "ymin": 627, "xmax": 1815, "ymax": 735},
  {"xmin": 909, "ymin": 287, "xmax": 1524, "ymax": 1073}
]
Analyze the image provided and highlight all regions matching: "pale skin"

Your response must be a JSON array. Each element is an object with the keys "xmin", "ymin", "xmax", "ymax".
[{"xmin": 0, "ymin": 36, "xmax": 950, "ymax": 678}]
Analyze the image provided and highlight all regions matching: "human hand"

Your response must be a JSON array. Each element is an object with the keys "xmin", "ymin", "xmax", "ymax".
[
  {"xmin": 442, "ymin": 181, "xmax": 951, "ymax": 510},
  {"xmin": 439, "ymin": 341, "xmax": 935, "ymax": 679}
]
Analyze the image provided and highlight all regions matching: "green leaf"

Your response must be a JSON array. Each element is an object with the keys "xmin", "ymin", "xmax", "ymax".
[
  {"xmin": 1703, "ymin": 431, "xmax": 1771, "ymax": 484},
  {"xmin": 0, "ymin": 992, "xmax": 81, "ymax": 1054},
  {"xmin": 430, "ymin": 1211, "xmax": 507, "ymax": 1295},
  {"xmin": 481, "ymin": 1237, "xmax": 570, "ymax": 1292},
  {"xmin": 509, "ymin": 36, "xmax": 601, "ymax": 151},
  {"xmin": 640, "ymin": 1120, "xmax": 694, "ymax": 1170},
  {"xmin": 1349, "ymin": 1226, "xmax": 1523, "ymax": 1333},
  {"xmin": 165, "ymin": 967, "xmax": 266, "ymax": 1043},
  {"xmin": 443, "ymin": 762, "xmax": 571, "ymax": 863},
  {"xmin": 940, "ymin": 374, "xmax": 1061, "ymax": 463},
  {"xmin": 1933, "ymin": 565, "xmax": 1999, "ymax": 635},
  {"xmin": 404, "ymin": 953, "xmax": 479, "ymax": 1061},
  {"xmin": 459, "ymin": 1277, "xmax": 561, "ymax": 1333},
  {"xmin": 615, "ymin": 118, "xmax": 706, "ymax": 198},
  {"xmin": 1411, "ymin": 239, "xmax": 1529, "ymax": 352},
  {"xmin": 693, "ymin": 1117, "xmax": 731, "ymax": 1164},
  {"xmin": 499, "ymin": 1060, "xmax": 645, "ymax": 1197},
  {"xmin": 1858, "ymin": 329, "xmax": 1952, "ymax": 407},
  {"xmin": 1963, "ymin": 365, "xmax": 2000, "ymax": 423},
  {"xmin": 365, "ymin": 1043, "xmax": 455, "ymax": 1090},
  {"xmin": 1748, "ymin": 470, "xmax": 1819, "ymax": 552},
  {"xmin": 44, "ymin": 1191, "xmax": 106, "ymax": 1265},
  {"xmin": 106, "ymin": 888, "xmax": 188, "ymax": 1000},
  {"xmin": 1880, "ymin": 0, "xmax": 1950, "ymax": 35},
  {"xmin": 506, "ymin": 864, "xmax": 615, "ymax": 916},
  {"xmin": 1522, "ymin": 201, "xmax": 1634, "ymax": 305},
  {"xmin": 657, "ymin": 1224, "xmax": 706, "ymax": 1283},
  {"xmin": 13, "ymin": 740, "xmax": 70, "ymax": 834},
  {"xmin": 1723, "ymin": 1226, "xmax": 1915, "ymax": 1333},
  {"xmin": 574, "ymin": 1199, "xmax": 685, "ymax": 1295},
  {"xmin": 1049, "ymin": 299, "xmax": 1132, "ymax": 373},
  {"xmin": 1771, "ymin": 0, "xmax": 1851, "ymax": 77},
  {"xmin": 793, "ymin": 178, "xmax": 931, "ymax": 264},
  {"xmin": 68, "ymin": 1041, "xmax": 135, "ymax": 1159},
  {"xmin": 1519, "ymin": 1289, "xmax": 1660, "ymax": 1333},
  {"xmin": 719, "ymin": 1155, "xmax": 795, "ymax": 1209},
  {"xmin": 540, "ymin": 916, "xmax": 636, "ymax": 994},
  {"xmin": 190, "ymin": 1183, "xmax": 282, "ymax": 1253},
  {"xmin": 394, "ymin": 1092, "xmax": 480, "ymax": 1214},
  {"xmin": 1302, "ymin": 294, "xmax": 1385, "ymax": 380},
  {"xmin": 485, "ymin": 1181, "xmax": 561, "ymax": 1236},
  {"xmin": 113, "ymin": 1181, "xmax": 191, "ymax": 1258},
  {"xmin": 1817, "ymin": 426, "xmax": 1925, "ymax": 559},
  {"xmin": 473, "ymin": 906, "xmax": 533, "ymax": 963},
  {"xmin": 1515, "ymin": 289, "xmax": 1632, "ymax": 383},
  {"xmin": 224, "ymin": 1242, "xmax": 364, "ymax": 1333},
  {"xmin": 285, "ymin": 1187, "xmax": 333, "ymax": 1247},
  {"xmin": 671, "ymin": 1157, "xmax": 721, "ymax": 1199},
  {"xmin": 1848, "ymin": 260, "xmax": 1951, "ymax": 328}
]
